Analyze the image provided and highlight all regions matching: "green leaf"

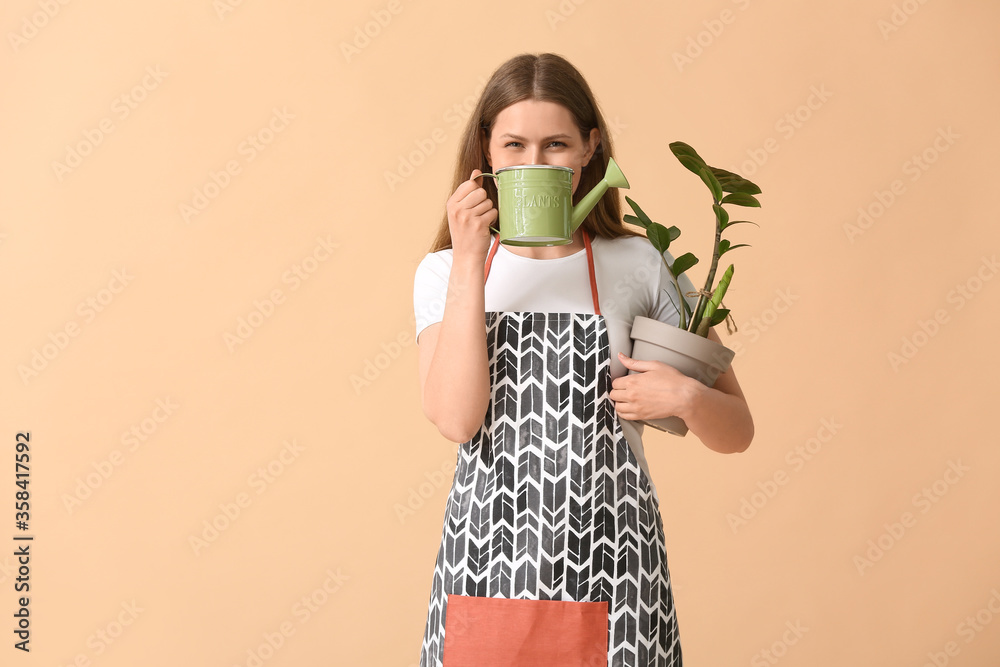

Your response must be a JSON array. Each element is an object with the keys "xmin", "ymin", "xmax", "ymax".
[
  {"xmin": 710, "ymin": 308, "xmax": 730, "ymax": 326},
  {"xmin": 710, "ymin": 167, "xmax": 762, "ymax": 195},
  {"xmin": 699, "ymin": 167, "xmax": 723, "ymax": 201},
  {"xmin": 713, "ymin": 204, "xmax": 729, "ymax": 230},
  {"xmin": 666, "ymin": 225, "xmax": 681, "ymax": 242},
  {"xmin": 720, "ymin": 243, "xmax": 751, "ymax": 255},
  {"xmin": 669, "ymin": 141, "xmax": 707, "ymax": 164},
  {"xmin": 661, "ymin": 288, "xmax": 683, "ymax": 327},
  {"xmin": 625, "ymin": 196, "xmax": 654, "ymax": 228},
  {"xmin": 709, "ymin": 167, "xmax": 741, "ymax": 181},
  {"xmin": 646, "ymin": 223, "xmax": 673, "ymax": 254},
  {"xmin": 675, "ymin": 154, "xmax": 705, "ymax": 176},
  {"xmin": 670, "ymin": 252, "xmax": 699, "ymax": 277},
  {"xmin": 716, "ymin": 176, "xmax": 762, "ymax": 195},
  {"xmin": 725, "ymin": 220, "xmax": 760, "ymax": 229},
  {"xmin": 721, "ymin": 192, "xmax": 761, "ymax": 207},
  {"xmin": 710, "ymin": 265, "xmax": 734, "ymax": 307},
  {"xmin": 623, "ymin": 214, "xmax": 646, "ymax": 229}
]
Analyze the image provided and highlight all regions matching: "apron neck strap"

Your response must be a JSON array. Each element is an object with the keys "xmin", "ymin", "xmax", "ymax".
[{"xmin": 483, "ymin": 232, "xmax": 602, "ymax": 316}]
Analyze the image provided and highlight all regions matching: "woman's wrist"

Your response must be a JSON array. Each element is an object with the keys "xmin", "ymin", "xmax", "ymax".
[
  {"xmin": 671, "ymin": 373, "xmax": 711, "ymax": 423},
  {"xmin": 676, "ymin": 377, "xmax": 753, "ymax": 453},
  {"xmin": 450, "ymin": 247, "xmax": 488, "ymax": 279}
]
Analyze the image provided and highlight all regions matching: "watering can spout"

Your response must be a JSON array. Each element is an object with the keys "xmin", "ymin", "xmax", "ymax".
[{"xmin": 571, "ymin": 157, "xmax": 630, "ymax": 231}]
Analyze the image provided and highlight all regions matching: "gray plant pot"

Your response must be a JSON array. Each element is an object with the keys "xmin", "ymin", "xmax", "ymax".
[{"xmin": 628, "ymin": 316, "xmax": 736, "ymax": 436}]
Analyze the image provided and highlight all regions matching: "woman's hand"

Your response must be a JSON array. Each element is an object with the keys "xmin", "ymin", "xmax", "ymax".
[
  {"xmin": 612, "ymin": 343, "xmax": 754, "ymax": 453},
  {"xmin": 446, "ymin": 170, "xmax": 497, "ymax": 262},
  {"xmin": 610, "ymin": 354, "xmax": 704, "ymax": 423}
]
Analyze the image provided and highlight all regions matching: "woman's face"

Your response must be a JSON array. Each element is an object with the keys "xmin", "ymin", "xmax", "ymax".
[{"xmin": 484, "ymin": 99, "xmax": 601, "ymax": 193}]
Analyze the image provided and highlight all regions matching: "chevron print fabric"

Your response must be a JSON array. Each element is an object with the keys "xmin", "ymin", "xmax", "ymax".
[{"xmin": 420, "ymin": 312, "xmax": 682, "ymax": 666}]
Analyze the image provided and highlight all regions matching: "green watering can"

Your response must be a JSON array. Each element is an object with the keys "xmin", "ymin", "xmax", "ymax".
[{"xmin": 475, "ymin": 158, "xmax": 630, "ymax": 246}]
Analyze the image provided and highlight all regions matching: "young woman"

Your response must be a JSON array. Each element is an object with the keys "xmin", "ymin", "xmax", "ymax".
[{"xmin": 413, "ymin": 53, "xmax": 753, "ymax": 667}]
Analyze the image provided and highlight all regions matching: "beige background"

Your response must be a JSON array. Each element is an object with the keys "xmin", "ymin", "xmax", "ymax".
[{"xmin": 3, "ymin": 0, "xmax": 999, "ymax": 665}]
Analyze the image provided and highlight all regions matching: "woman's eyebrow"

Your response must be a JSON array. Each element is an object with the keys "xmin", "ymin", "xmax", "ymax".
[{"xmin": 499, "ymin": 133, "xmax": 573, "ymax": 142}]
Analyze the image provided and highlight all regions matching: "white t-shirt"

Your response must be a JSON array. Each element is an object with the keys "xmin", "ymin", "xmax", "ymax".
[{"xmin": 413, "ymin": 233, "xmax": 697, "ymax": 502}]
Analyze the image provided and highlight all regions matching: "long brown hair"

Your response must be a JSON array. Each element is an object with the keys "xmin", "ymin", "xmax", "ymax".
[{"xmin": 429, "ymin": 53, "xmax": 639, "ymax": 252}]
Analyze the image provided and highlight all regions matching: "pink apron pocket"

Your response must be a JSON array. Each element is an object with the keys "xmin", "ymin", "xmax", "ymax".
[{"xmin": 442, "ymin": 593, "xmax": 608, "ymax": 667}]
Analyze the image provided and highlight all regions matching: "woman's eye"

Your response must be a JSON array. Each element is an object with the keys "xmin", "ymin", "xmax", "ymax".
[
  {"xmin": 504, "ymin": 141, "xmax": 522, "ymax": 148},
  {"xmin": 548, "ymin": 141, "xmax": 567, "ymax": 148}
]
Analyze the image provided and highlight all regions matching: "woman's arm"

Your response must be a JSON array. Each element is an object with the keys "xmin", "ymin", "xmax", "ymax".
[
  {"xmin": 418, "ymin": 258, "xmax": 490, "ymax": 443},
  {"xmin": 417, "ymin": 172, "xmax": 496, "ymax": 443},
  {"xmin": 610, "ymin": 327, "xmax": 754, "ymax": 453}
]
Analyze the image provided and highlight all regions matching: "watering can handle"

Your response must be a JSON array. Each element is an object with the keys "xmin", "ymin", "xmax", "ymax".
[{"xmin": 470, "ymin": 172, "xmax": 497, "ymax": 181}]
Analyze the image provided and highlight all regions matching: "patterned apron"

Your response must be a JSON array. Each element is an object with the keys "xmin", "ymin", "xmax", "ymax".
[{"xmin": 420, "ymin": 232, "xmax": 682, "ymax": 667}]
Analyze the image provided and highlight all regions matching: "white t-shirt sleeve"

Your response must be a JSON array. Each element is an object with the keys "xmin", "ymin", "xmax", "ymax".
[
  {"xmin": 649, "ymin": 249, "xmax": 700, "ymax": 326},
  {"xmin": 413, "ymin": 251, "xmax": 454, "ymax": 342}
]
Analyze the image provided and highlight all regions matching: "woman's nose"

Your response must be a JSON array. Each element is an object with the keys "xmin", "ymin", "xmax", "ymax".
[{"xmin": 526, "ymin": 147, "xmax": 546, "ymax": 165}]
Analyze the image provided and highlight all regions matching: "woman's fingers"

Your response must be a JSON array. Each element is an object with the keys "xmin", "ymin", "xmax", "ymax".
[
  {"xmin": 446, "ymin": 170, "xmax": 496, "ymax": 259},
  {"xmin": 461, "ymin": 186, "xmax": 489, "ymax": 208},
  {"xmin": 469, "ymin": 197, "xmax": 496, "ymax": 218},
  {"xmin": 447, "ymin": 171, "xmax": 485, "ymax": 206}
]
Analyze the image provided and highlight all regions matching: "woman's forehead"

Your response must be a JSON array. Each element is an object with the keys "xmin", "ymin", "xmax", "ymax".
[{"xmin": 492, "ymin": 100, "xmax": 578, "ymax": 136}]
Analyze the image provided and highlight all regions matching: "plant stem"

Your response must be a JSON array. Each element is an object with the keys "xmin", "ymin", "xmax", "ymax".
[
  {"xmin": 688, "ymin": 195, "xmax": 724, "ymax": 334},
  {"xmin": 696, "ymin": 264, "xmax": 732, "ymax": 337},
  {"xmin": 657, "ymin": 253, "xmax": 687, "ymax": 330}
]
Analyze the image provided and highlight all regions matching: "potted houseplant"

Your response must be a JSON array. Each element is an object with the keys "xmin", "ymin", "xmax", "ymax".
[{"xmin": 624, "ymin": 141, "xmax": 762, "ymax": 435}]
